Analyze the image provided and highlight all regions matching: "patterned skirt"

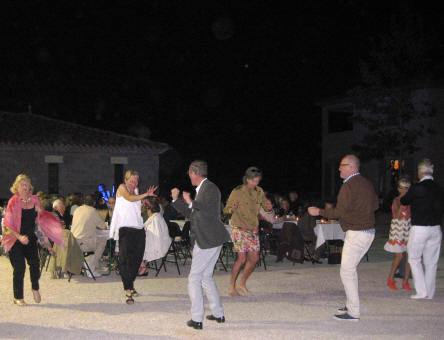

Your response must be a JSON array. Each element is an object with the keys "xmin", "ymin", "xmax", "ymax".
[
  {"xmin": 231, "ymin": 228, "xmax": 260, "ymax": 253},
  {"xmin": 384, "ymin": 218, "xmax": 411, "ymax": 253}
]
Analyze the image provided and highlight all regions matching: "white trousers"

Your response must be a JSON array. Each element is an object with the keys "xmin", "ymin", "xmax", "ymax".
[
  {"xmin": 188, "ymin": 243, "xmax": 224, "ymax": 322},
  {"xmin": 340, "ymin": 230, "xmax": 374, "ymax": 318},
  {"xmin": 407, "ymin": 225, "xmax": 442, "ymax": 298}
]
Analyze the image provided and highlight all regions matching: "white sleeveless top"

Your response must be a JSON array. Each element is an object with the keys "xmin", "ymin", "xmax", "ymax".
[{"xmin": 109, "ymin": 195, "xmax": 144, "ymax": 240}]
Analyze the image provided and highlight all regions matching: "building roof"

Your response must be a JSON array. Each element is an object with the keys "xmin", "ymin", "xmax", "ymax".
[{"xmin": 0, "ymin": 111, "xmax": 169, "ymax": 153}]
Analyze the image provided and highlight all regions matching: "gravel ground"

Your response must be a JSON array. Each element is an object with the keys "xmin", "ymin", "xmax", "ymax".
[{"xmin": 0, "ymin": 234, "xmax": 443, "ymax": 340}]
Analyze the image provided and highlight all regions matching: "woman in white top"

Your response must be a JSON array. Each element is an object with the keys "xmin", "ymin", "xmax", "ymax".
[
  {"xmin": 138, "ymin": 197, "xmax": 172, "ymax": 275},
  {"xmin": 110, "ymin": 169, "xmax": 157, "ymax": 304}
]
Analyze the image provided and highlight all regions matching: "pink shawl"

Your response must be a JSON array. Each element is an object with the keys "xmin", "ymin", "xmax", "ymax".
[{"xmin": 2, "ymin": 194, "xmax": 63, "ymax": 252}]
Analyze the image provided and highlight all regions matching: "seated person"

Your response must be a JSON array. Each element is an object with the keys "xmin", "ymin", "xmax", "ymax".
[
  {"xmin": 162, "ymin": 198, "xmax": 184, "ymax": 224},
  {"xmin": 71, "ymin": 194, "xmax": 108, "ymax": 278},
  {"xmin": 259, "ymin": 194, "xmax": 279, "ymax": 228},
  {"xmin": 139, "ymin": 197, "xmax": 172, "ymax": 275},
  {"xmin": 259, "ymin": 194, "xmax": 278, "ymax": 252},
  {"xmin": 277, "ymin": 197, "xmax": 297, "ymax": 218},
  {"xmin": 298, "ymin": 201, "xmax": 335, "ymax": 262},
  {"xmin": 52, "ymin": 199, "xmax": 67, "ymax": 229},
  {"xmin": 95, "ymin": 197, "xmax": 109, "ymax": 222},
  {"xmin": 288, "ymin": 191, "xmax": 300, "ymax": 215}
]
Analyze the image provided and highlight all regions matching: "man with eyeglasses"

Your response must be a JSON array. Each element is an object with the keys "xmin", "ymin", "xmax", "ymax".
[{"xmin": 309, "ymin": 154, "xmax": 379, "ymax": 322}]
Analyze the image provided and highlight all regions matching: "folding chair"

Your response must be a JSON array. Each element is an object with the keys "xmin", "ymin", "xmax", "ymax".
[
  {"xmin": 155, "ymin": 241, "xmax": 181, "ymax": 276},
  {"xmin": 68, "ymin": 251, "xmax": 96, "ymax": 281}
]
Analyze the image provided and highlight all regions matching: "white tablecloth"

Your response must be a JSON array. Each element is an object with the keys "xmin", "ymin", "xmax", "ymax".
[
  {"xmin": 272, "ymin": 220, "xmax": 298, "ymax": 230},
  {"xmin": 314, "ymin": 223, "xmax": 345, "ymax": 249},
  {"xmin": 170, "ymin": 220, "xmax": 187, "ymax": 230}
]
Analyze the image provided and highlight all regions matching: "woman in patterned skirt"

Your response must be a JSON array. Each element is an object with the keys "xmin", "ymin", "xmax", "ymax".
[
  {"xmin": 384, "ymin": 177, "xmax": 412, "ymax": 291},
  {"xmin": 224, "ymin": 167, "xmax": 266, "ymax": 296}
]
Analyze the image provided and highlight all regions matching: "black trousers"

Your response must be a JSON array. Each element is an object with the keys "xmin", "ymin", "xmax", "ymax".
[
  {"xmin": 118, "ymin": 227, "xmax": 146, "ymax": 291},
  {"xmin": 9, "ymin": 239, "xmax": 40, "ymax": 299}
]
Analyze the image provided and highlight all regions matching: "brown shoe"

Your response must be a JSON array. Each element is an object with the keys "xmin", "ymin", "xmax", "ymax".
[{"xmin": 32, "ymin": 290, "xmax": 41, "ymax": 303}]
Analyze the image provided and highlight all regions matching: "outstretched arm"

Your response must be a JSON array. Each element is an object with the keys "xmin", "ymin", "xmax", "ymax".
[{"xmin": 117, "ymin": 184, "xmax": 157, "ymax": 202}]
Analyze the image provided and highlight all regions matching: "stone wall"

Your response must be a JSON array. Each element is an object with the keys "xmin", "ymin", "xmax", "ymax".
[{"xmin": 0, "ymin": 144, "xmax": 159, "ymax": 200}]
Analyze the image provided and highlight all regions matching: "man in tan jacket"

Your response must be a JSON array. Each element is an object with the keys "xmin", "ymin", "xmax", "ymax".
[
  {"xmin": 71, "ymin": 195, "xmax": 108, "ymax": 278},
  {"xmin": 309, "ymin": 154, "xmax": 378, "ymax": 322}
]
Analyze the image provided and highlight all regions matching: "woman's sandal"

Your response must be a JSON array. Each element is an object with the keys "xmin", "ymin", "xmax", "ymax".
[
  {"xmin": 125, "ymin": 293, "xmax": 134, "ymax": 305},
  {"xmin": 13, "ymin": 299, "xmax": 27, "ymax": 306},
  {"xmin": 138, "ymin": 263, "xmax": 149, "ymax": 277},
  {"xmin": 130, "ymin": 289, "xmax": 140, "ymax": 297}
]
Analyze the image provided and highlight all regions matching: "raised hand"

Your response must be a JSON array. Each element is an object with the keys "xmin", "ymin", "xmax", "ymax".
[
  {"xmin": 183, "ymin": 191, "xmax": 192, "ymax": 205},
  {"xmin": 146, "ymin": 185, "xmax": 158, "ymax": 197}
]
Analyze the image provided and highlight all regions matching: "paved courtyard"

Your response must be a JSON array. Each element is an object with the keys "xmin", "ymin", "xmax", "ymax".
[{"xmin": 0, "ymin": 234, "xmax": 443, "ymax": 339}]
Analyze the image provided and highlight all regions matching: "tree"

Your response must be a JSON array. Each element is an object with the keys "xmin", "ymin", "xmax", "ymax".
[{"xmin": 349, "ymin": 7, "xmax": 435, "ymax": 172}]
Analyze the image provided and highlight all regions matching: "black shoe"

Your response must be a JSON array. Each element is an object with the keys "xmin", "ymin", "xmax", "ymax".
[
  {"xmin": 186, "ymin": 319, "xmax": 203, "ymax": 330},
  {"xmin": 206, "ymin": 315, "xmax": 225, "ymax": 323},
  {"xmin": 333, "ymin": 313, "xmax": 359, "ymax": 322}
]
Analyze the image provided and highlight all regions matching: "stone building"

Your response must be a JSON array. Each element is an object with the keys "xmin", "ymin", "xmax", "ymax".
[
  {"xmin": 318, "ymin": 87, "xmax": 444, "ymax": 200},
  {"xmin": 0, "ymin": 111, "xmax": 169, "ymax": 200}
]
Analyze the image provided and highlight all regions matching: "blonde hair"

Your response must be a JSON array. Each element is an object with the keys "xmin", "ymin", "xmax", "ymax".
[
  {"xmin": 124, "ymin": 169, "xmax": 139, "ymax": 182},
  {"xmin": 10, "ymin": 174, "xmax": 33, "ymax": 194},
  {"xmin": 398, "ymin": 177, "xmax": 411, "ymax": 189}
]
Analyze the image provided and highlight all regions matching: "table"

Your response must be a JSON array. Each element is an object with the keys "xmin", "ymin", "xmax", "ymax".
[
  {"xmin": 314, "ymin": 222, "xmax": 345, "ymax": 249},
  {"xmin": 272, "ymin": 220, "xmax": 298, "ymax": 230},
  {"xmin": 170, "ymin": 220, "xmax": 187, "ymax": 230}
]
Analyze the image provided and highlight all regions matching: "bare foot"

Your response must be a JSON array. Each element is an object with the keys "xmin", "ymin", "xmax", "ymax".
[
  {"xmin": 237, "ymin": 286, "xmax": 252, "ymax": 296},
  {"xmin": 228, "ymin": 288, "xmax": 240, "ymax": 297}
]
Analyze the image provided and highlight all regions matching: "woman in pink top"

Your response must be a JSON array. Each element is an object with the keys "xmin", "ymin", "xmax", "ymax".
[{"xmin": 2, "ymin": 174, "xmax": 63, "ymax": 306}]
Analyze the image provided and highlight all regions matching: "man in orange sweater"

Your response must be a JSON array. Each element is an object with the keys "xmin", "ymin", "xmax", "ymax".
[{"xmin": 309, "ymin": 154, "xmax": 379, "ymax": 321}]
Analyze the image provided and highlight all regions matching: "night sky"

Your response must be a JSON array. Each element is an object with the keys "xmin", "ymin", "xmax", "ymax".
[{"xmin": 1, "ymin": 1, "xmax": 443, "ymax": 198}]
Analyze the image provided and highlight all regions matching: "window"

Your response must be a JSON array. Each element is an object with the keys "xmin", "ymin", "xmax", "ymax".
[
  {"xmin": 48, "ymin": 163, "xmax": 59, "ymax": 194},
  {"xmin": 114, "ymin": 164, "xmax": 124, "ymax": 187},
  {"xmin": 328, "ymin": 111, "xmax": 353, "ymax": 133}
]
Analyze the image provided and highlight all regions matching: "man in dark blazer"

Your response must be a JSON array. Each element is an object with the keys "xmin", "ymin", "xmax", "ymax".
[{"xmin": 171, "ymin": 160, "xmax": 231, "ymax": 330}]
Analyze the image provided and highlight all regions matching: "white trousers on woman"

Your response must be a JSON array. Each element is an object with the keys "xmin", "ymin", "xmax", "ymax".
[
  {"xmin": 407, "ymin": 225, "xmax": 442, "ymax": 299},
  {"xmin": 188, "ymin": 243, "xmax": 224, "ymax": 322},
  {"xmin": 340, "ymin": 230, "xmax": 375, "ymax": 318}
]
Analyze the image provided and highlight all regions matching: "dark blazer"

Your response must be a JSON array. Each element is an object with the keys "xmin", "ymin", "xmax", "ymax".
[
  {"xmin": 400, "ymin": 179, "xmax": 443, "ymax": 226},
  {"xmin": 172, "ymin": 179, "xmax": 231, "ymax": 249}
]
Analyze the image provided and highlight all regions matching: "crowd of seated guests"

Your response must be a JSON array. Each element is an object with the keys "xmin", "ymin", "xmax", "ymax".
[
  {"xmin": 251, "ymin": 191, "xmax": 336, "ymax": 264},
  {"xmin": 1, "ymin": 187, "xmax": 336, "ymax": 269}
]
